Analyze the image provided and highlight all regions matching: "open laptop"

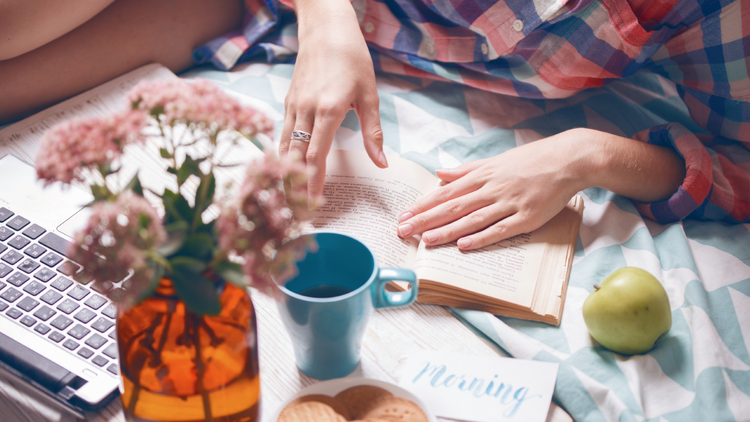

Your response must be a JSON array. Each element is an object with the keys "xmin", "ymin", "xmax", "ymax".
[
  {"xmin": 0, "ymin": 65, "xmax": 176, "ymax": 419},
  {"xmin": 0, "ymin": 153, "xmax": 120, "ymax": 417}
]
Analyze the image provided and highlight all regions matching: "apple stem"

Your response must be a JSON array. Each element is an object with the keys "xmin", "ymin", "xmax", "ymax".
[{"xmin": 593, "ymin": 284, "xmax": 600, "ymax": 290}]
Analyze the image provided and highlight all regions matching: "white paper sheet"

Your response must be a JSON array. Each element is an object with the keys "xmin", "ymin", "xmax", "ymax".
[{"xmin": 398, "ymin": 350, "xmax": 558, "ymax": 422}]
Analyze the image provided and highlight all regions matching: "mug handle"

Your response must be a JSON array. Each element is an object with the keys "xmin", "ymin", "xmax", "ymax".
[{"xmin": 373, "ymin": 268, "xmax": 418, "ymax": 309}]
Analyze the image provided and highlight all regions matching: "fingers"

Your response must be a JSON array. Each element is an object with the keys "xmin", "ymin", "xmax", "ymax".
[
  {"xmin": 399, "ymin": 158, "xmax": 491, "ymax": 223},
  {"xmin": 278, "ymin": 107, "xmax": 295, "ymax": 157},
  {"xmin": 357, "ymin": 94, "xmax": 388, "ymax": 168},
  {"xmin": 398, "ymin": 175, "xmax": 479, "ymax": 224},
  {"xmin": 455, "ymin": 213, "xmax": 535, "ymax": 250},
  {"xmin": 397, "ymin": 192, "xmax": 494, "ymax": 238},
  {"xmin": 281, "ymin": 96, "xmax": 345, "ymax": 202},
  {"xmin": 304, "ymin": 109, "xmax": 346, "ymax": 200},
  {"xmin": 400, "ymin": 200, "xmax": 536, "ymax": 251},
  {"xmin": 435, "ymin": 158, "xmax": 490, "ymax": 183},
  {"xmin": 399, "ymin": 198, "xmax": 512, "ymax": 248},
  {"xmin": 284, "ymin": 112, "xmax": 314, "ymax": 168}
]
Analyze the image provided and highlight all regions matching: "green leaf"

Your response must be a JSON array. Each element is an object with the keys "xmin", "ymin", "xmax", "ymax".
[
  {"xmin": 98, "ymin": 163, "xmax": 113, "ymax": 177},
  {"xmin": 135, "ymin": 265, "xmax": 163, "ymax": 303},
  {"xmin": 169, "ymin": 256, "xmax": 207, "ymax": 274},
  {"xmin": 165, "ymin": 220, "xmax": 189, "ymax": 235},
  {"xmin": 176, "ymin": 155, "xmax": 204, "ymax": 187},
  {"xmin": 177, "ymin": 233, "xmax": 214, "ymax": 261},
  {"xmin": 150, "ymin": 106, "xmax": 165, "ymax": 118},
  {"xmin": 159, "ymin": 148, "xmax": 173, "ymax": 159},
  {"xmin": 162, "ymin": 189, "xmax": 194, "ymax": 225},
  {"xmin": 124, "ymin": 173, "xmax": 144, "ymax": 196},
  {"xmin": 170, "ymin": 265, "xmax": 220, "ymax": 315},
  {"xmin": 146, "ymin": 252, "xmax": 171, "ymax": 271},
  {"xmin": 156, "ymin": 222, "xmax": 188, "ymax": 257},
  {"xmin": 214, "ymin": 261, "xmax": 246, "ymax": 287},
  {"xmin": 194, "ymin": 172, "xmax": 216, "ymax": 216},
  {"xmin": 90, "ymin": 184, "xmax": 110, "ymax": 201}
]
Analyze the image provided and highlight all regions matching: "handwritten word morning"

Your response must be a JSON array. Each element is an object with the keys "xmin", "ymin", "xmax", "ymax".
[{"xmin": 411, "ymin": 362, "xmax": 542, "ymax": 418}]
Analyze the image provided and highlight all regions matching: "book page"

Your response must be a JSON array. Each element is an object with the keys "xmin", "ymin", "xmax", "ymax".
[
  {"xmin": 413, "ymin": 226, "xmax": 549, "ymax": 309},
  {"xmin": 309, "ymin": 149, "xmax": 438, "ymax": 269},
  {"xmin": 0, "ymin": 63, "xmax": 266, "ymax": 221}
]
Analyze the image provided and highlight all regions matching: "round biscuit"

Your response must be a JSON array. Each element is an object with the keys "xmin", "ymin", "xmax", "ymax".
[
  {"xmin": 277, "ymin": 401, "xmax": 347, "ymax": 422},
  {"xmin": 359, "ymin": 396, "xmax": 429, "ymax": 422},
  {"xmin": 334, "ymin": 385, "xmax": 394, "ymax": 418},
  {"xmin": 285, "ymin": 394, "xmax": 352, "ymax": 420}
]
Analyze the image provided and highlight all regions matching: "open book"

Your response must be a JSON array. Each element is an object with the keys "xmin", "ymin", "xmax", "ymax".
[
  {"xmin": 310, "ymin": 149, "xmax": 584, "ymax": 326},
  {"xmin": 0, "ymin": 63, "xmax": 267, "ymax": 212}
]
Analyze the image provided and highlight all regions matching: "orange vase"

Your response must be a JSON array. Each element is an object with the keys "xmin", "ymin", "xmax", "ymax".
[{"xmin": 117, "ymin": 278, "xmax": 260, "ymax": 422}]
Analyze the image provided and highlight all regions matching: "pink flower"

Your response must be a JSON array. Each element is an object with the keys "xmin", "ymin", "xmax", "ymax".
[
  {"xmin": 215, "ymin": 151, "xmax": 319, "ymax": 294},
  {"xmin": 36, "ymin": 76, "xmax": 316, "ymax": 308},
  {"xmin": 36, "ymin": 109, "xmax": 147, "ymax": 185},
  {"xmin": 128, "ymin": 79, "xmax": 274, "ymax": 139},
  {"xmin": 70, "ymin": 192, "xmax": 166, "ymax": 306}
]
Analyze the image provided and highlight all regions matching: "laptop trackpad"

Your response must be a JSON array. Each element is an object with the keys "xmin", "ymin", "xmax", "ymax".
[{"xmin": 57, "ymin": 207, "xmax": 91, "ymax": 240}]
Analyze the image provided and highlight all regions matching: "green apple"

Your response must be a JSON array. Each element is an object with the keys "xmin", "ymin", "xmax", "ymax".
[{"xmin": 582, "ymin": 267, "xmax": 672, "ymax": 355}]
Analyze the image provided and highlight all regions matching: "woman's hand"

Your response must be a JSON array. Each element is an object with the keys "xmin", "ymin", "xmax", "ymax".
[
  {"xmin": 397, "ymin": 134, "xmax": 586, "ymax": 250},
  {"xmin": 397, "ymin": 128, "xmax": 686, "ymax": 250},
  {"xmin": 280, "ymin": 0, "xmax": 387, "ymax": 202}
]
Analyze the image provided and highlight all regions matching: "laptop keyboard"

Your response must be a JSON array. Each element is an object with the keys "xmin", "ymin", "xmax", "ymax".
[{"xmin": 0, "ymin": 206, "xmax": 119, "ymax": 377}]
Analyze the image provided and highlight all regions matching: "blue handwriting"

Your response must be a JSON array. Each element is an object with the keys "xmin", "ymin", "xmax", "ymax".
[{"xmin": 411, "ymin": 362, "xmax": 542, "ymax": 418}]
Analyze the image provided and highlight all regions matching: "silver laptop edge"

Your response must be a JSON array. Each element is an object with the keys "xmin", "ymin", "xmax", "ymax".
[{"xmin": 0, "ymin": 154, "xmax": 120, "ymax": 411}]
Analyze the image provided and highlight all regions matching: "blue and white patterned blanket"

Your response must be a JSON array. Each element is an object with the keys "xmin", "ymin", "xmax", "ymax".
[{"xmin": 184, "ymin": 62, "xmax": 750, "ymax": 422}]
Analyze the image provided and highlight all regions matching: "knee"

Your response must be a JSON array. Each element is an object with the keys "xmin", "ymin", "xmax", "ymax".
[{"xmin": 0, "ymin": 0, "xmax": 115, "ymax": 61}]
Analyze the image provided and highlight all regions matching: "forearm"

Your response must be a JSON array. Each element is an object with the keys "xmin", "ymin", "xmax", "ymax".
[
  {"xmin": 292, "ymin": 0, "xmax": 359, "ymax": 41},
  {"xmin": 0, "ymin": 0, "xmax": 115, "ymax": 60},
  {"xmin": 569, "ymin": 128, "xmax": 686, "ymax": 203},
  {"xmin": 0, "ymin": 0, "xmax": 243, "ymax": 126}
]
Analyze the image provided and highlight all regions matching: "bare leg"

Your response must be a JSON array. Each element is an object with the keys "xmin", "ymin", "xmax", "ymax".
[
  {"xmin": 0, "ymin": 0, "xmax": 244, "ymax": 125},
  {"xmin": 0, "ymin": 0, "xmax": 116, "ymax": 61}
]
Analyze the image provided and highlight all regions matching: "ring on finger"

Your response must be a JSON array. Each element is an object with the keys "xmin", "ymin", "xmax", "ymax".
[{"xmin": 291, "ymin": 130, "xmax": 312, "ymax": 143}]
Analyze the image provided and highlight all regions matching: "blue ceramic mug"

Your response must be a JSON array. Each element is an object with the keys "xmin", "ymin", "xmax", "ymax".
[{"xmin": 274, "ymin": 232, "xmax": 418, "ymax": 380}]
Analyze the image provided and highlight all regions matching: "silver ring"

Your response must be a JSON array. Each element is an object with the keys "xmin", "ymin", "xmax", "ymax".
[{"xmin": 291, "ymin": 130, "xmax": 312, "ymax": 143}]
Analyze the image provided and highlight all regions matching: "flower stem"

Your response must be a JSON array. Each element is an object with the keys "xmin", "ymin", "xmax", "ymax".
[
  {"xmin": 188, "ymin": 313, "xmax": 213, "ymax": 422},
  {"xmin": 125, "ymin": 313, "xmax": 165, "ymax": 414},
  {"xmin": 149, "ymin": 300, "xmax": 176, "ymax": 367}
]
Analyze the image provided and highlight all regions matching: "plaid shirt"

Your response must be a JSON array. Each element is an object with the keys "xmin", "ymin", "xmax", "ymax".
[{"xmin": 194, "ymin": 0, "xmax": 750, "ymax": 224}]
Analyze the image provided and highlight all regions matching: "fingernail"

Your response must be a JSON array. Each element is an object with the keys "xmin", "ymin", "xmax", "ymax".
[
  {"xmin": 458, "ymin": 238, "xmax": 472, "ymax": 249},
  {"xmin": 424, "ymin": 231, "xmax": 439, "ymax": 243},
  {"xmin": 398, "ymin": 211, "xmax": 413, "ymax": 223},
  {"xmin": 398, "ymin": 223, "xmax": 413, "ymax": 237},
  {"xmin": 379, "ymin": 151, "xmax": 389, "ymax": 167}
]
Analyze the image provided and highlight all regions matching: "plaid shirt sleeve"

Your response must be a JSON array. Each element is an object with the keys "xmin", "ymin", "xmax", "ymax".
[
  {"xmin": 194, "ymin": 0, "xmax": 750, "ymax": 224},
  {"xmin": 192, "ymin": 0, "xmax": 299, "ymax": 70},
  {"xmin": 630, "ymin": 0, "xmax": 750, "ymax": 223}
]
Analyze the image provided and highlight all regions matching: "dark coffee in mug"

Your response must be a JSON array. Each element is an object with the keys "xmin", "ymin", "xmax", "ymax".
[{"xmin": 274, "ymin": 232, "xmax": 418, "ymax": 380}]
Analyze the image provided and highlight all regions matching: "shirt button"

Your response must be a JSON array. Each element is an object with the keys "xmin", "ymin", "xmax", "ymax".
[
  {"xmin": 364, "ymin": 22, "xmax": 375, "ymax": 34},
  {"xmin": 512, "ymin": 19, "xmax": 524, "ymax": 32},
  {"xmin": 481, "ymin": 43, "xmax": 489, "ymax": 55}
]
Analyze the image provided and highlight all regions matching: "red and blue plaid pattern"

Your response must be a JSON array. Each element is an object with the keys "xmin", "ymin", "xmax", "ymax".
[{"xmin": 195, "ymin": 0, "xmax": 750, "ymax": 224}]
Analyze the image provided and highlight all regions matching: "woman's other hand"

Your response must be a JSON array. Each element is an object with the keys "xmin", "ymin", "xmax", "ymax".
[
  {"xmin": 397, "ymin": 128, "xmax": 686, "ymax": 250},
  {"xmin": 280, "ymin": 0, "xmax": 387, "ymax": 202}
]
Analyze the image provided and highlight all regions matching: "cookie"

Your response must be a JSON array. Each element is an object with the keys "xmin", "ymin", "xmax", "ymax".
[
  {"xmin": 359, "ymin": 396, "xmax": 429, "ymax": 422},
  {"xmin": 349, "ymin": 420, "xmax": 392, "ymax": 422},
  {"xmin": 334, "ymin": 385, "xmax": 394, "ymax": 418},
  {"xmin": 285, "ymin": 394, "xmax": 352, "ymax": 420},
  {"xmin": 277, "ymin": 401, "xmax": 347, "ymax": 422}
]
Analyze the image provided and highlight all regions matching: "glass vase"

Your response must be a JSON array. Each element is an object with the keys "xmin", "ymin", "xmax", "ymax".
[{"xmin": 117, "ymin": 278, "xmax": 260, "ymax": 422}]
